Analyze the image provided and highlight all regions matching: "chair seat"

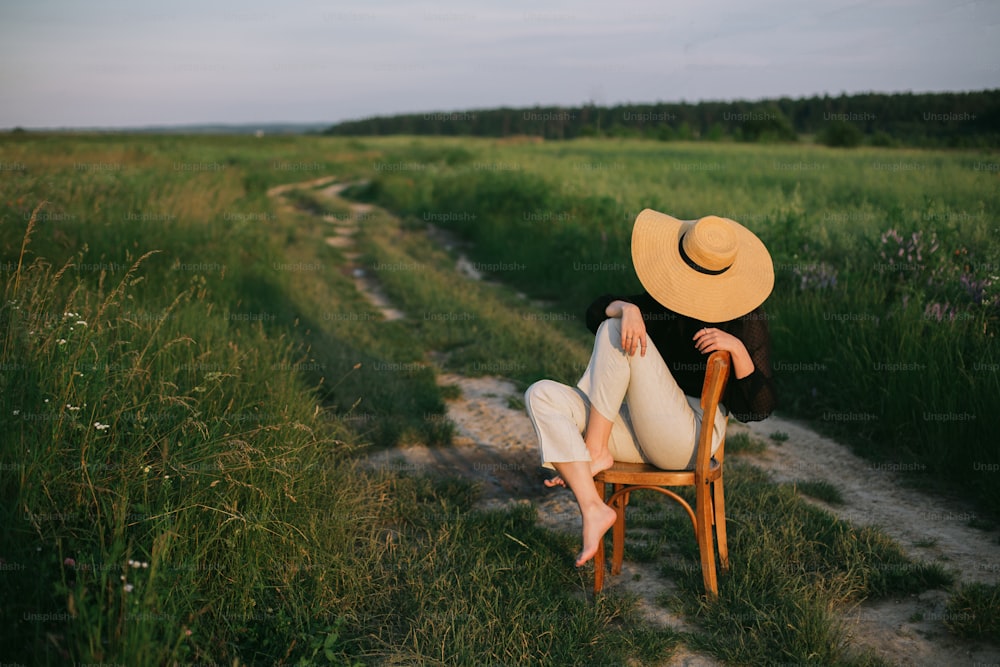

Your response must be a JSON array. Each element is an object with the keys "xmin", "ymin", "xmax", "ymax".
[{"xmin": 595, "ymin": 459, "xmax": 721, "ymax": 486}]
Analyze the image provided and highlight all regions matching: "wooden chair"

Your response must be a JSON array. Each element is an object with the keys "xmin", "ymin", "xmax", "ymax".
[{"xmin": 593, "ymin": 350, "xmax": 731, "ymax": 599}]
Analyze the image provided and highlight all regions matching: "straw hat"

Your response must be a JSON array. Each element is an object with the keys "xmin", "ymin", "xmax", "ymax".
[{"xmin": 630, "ymin": 209, "xmax": 774, "ymax": 322}]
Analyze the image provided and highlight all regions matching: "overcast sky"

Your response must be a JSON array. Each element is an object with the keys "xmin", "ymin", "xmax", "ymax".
[{"xmin": 1, "ymin": 0, "xmax": 998, "ymax": 129}]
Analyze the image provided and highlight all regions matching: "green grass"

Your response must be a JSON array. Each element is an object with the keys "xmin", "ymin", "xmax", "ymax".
[
  {"xmin": 725, "ymin": 431, "xmax": 768, "ymax": 455},
  {"xmin": 632, "ymin": 463, "xmax": 952, "ymax": 665},
  {"xmin": 796, "ymin": 479, "xmax": 846, "ymax": 505},
  {"xmin": 3, "ymin": 209, "xmax": 353, "ymax": 664},
  {"xmin": 0, "ymin": 135, "xmax": 672, "ymax": 665},
  {"xmin": 946, "ymin": 583, "xmax": 1000, "ymax": 641},
  {"xmin": 2, "ymin": 132, "xmax": 996, "ymax": 665}
]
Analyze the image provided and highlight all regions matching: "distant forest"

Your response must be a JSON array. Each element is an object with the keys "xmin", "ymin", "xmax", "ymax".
[{"xmin": 324, "ymin": 90, "xmax": 1000, "ymax": 148}]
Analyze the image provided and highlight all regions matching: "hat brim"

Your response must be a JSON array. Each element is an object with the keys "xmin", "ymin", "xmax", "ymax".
[{"xmin": 630, "ymin": 209, "xmax": 774, "ymax": 322}]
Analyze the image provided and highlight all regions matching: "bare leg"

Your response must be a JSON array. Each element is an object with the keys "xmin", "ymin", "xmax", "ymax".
[
  {"xmin": 544, "ymin": 408, "xmax": 615, "ymax": 488},
  {"xmin": 582, "ymin": 408, "xmax": 615, "ymax": 474},
  {"xmin": 551, "ymin": 460, "xmax": 618, "ymax": 566}
]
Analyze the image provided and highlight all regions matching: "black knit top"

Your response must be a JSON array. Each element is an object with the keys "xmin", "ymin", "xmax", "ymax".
[{"xmin": 585, "ymin": 292, "xmax": 777, "ymax": 422}]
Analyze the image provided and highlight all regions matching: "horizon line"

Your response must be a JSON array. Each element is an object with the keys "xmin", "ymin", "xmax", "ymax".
[{"xmin": 5, "ymin": 86, "xmax": 997, "ymax": 133}]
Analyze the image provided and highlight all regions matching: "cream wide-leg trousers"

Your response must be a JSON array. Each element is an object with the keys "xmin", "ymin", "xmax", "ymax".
[{"xmin": 525, "ymin": 317, "xmax": 727, "ymax": 471}]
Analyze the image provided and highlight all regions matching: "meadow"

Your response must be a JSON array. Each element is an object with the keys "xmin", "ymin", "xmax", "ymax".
[{"xmin": 0, "ymin": 132, "xmax": 996, "ymax": 665}]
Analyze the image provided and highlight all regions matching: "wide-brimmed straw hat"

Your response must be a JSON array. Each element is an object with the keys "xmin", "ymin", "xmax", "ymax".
[{"xmin": 630, "ymin": 209, "xmax": 774, "ymax": 322}]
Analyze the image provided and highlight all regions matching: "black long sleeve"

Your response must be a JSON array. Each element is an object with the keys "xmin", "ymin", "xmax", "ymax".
[{"xmin": 584, "ymin": 292, "xmax": 777, "ymax": 422}]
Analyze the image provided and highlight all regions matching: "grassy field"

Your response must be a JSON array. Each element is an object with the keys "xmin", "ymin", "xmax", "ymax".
[{"xmin": 0, "ymin": 132, "xmax": 996, "ymax": 665}]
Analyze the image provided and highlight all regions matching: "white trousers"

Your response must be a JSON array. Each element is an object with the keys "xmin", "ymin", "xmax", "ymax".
[{"xmin": 525, "ymin": 317, "xmax": 727, "ymax": 471}]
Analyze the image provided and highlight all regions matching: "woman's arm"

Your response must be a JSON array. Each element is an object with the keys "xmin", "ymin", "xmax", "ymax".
[
  {"xmin": 584, "ymin": 294, "xmax": 618, "ymax": 333},
  {"xmin": 605, "ymin": 299, "xmax": 647, "ymax": 356},
  {"xmin": 692, "ymin": 328, "xmax": 754, "ymax": 379},
  {"xmin": 715, "ymin": 314, "xmax": 778, "ymax": 421}
]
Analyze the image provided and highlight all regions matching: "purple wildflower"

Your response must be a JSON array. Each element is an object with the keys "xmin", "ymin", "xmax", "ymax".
[
  {"xmin": 793, "ymin": 262, "xmax": 838, "ymax": 291},
  {"xmin": 960, "ymin": 273, "xmax": 991, "ymax": 306}
]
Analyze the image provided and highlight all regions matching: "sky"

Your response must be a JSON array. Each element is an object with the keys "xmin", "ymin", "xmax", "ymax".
[{"xmin": 1, "ymin": 0, "xmax": 998, "ymax": 129}]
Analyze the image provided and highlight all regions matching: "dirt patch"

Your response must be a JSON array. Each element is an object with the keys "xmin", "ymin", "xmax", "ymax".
[
  {"xmin": 266, "ymin": 176, "xmax": 340, "ymax": 199},
  {"xmin": 742, "ymin": 416, "xmax": 997, "ymax": 586}
]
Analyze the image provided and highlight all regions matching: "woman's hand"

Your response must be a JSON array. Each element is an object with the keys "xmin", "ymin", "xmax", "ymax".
[
  {"xmin": 693, "ymin": 327, "xmax": 754, "ymax": 378},
  {"xmin": 606, "ymin": 300, "xmax": 647, "ymax": 356}
]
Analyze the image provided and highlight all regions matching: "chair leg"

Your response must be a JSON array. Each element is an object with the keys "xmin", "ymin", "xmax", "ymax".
[
  {"xmin": 593, "ymin": 479, "xmax": 606, "ymax": 594},
  {"xmin": 610, "ymin": 486, "xmax": 627, "ymax": 576},
  {"xmin": 713, "ymin": 477, "xmax": 729, "ymax": 574},
  {"xmin": 695, "ymin": 481, "xmax": 718, "ymax": 600}
]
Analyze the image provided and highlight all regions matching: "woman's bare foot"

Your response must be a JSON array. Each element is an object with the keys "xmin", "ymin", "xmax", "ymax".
[
  {"xmin": 587, "ymin": 447, "xmax": 614, "ymax": 476},
  {"xmin": 576, "ymin": 502, "xmax": 618, "ymax": 566},
  {"xmin": 543, "ymin": 451, "xmax": 615, "ymax": 488},
  {"xmin": 544, "ymin": 475, "xmax": 567, "ymax": 488},
  {"xmin": 546, "ymin": 460, "xmax": 617, "ymax": 567}
]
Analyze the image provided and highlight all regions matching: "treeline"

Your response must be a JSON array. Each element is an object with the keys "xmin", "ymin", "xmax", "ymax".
[{"xmin": 324, "ymin": 90, "xmax": 1000, "ymax": 148}]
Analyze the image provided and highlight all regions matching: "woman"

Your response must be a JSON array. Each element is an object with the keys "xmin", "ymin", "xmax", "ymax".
[{"xmin": 524, "ymin": 209, "xmax": 777, "ymax": 567}]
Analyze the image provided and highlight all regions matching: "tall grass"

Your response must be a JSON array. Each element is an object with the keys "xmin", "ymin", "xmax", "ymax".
[
  {"xmin": 0, "ymin": 134, "xmax": 680, "ymax": 665},
  {"xmin": 2, "ymin": 206, "xmax": 351, "ymax": 663}
]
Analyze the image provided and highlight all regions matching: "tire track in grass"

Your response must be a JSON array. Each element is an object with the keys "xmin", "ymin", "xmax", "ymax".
[
  {"xmin": 271, "ymin": 177, "xmax": 404, "ymax": 322},
  {"xmin": 321, "ymin": 180, "xmax": 406, "ymax": 322}
]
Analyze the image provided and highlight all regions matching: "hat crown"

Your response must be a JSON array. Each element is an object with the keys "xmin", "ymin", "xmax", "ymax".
[{"xmin": 683, "ymin": 216, "xmax": 738, "ymax": 272}]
